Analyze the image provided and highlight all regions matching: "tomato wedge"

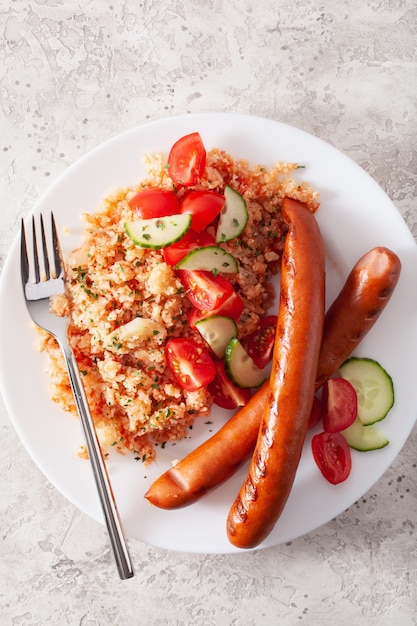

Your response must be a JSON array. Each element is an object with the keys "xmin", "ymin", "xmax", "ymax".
[
  {"xmin": 207, "ymin": 290, "xmax": 244, "ymax": 320},
  {"xmin": 165, "ymin": 338, "xmax": 215, "ymax": 392},
  {"xmin": 179, "ymin": 270, "xmax": 234, "ymax": 312},
  {"xmin": 167, "ymin": 132, "xmax": 206, "ymax": 187},
  {"xmin": 163, "ymin": 229, "xmax": 215, "ymax": 266},
  {"xmin": 308, "ymin": 396, "xmax": 323, "ymax": 429},
  {"xmin": 188, "ymin": 290, "xmax": 244, "ymax": 328},
  {"xmin": 180, "ymin": 190, "xmax": 225, "ymax": 231},
  {"xmin": 208, "ymin": 359, "xmax": 252, "ymax": 409},
  {"xmin": 322, "ymin": 377, "xmax": 358, "ymax": 433},
  {"xmin": 245, "ymin": 315, "xmax": 278, "ymax": 369},
  {"xmin": 129, "ymin": 188, "xmax": 179, "ymax": 218},
  {"xmin": 311, "ymin": 431, "xmax": 352, "ymax": 485}
]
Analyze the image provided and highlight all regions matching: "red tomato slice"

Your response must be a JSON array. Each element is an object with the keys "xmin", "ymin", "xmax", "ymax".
[
  {"xmin": 245, "ymin": 315, "xmax": 278, "ymax": 369},
  {"xmin": 208, "ymin": 359, "xmax": 252, "ymax": 409},
  {"xmin": 163, "ymin": 229, "xmax": 215, "ymax": 266},
  {"xmin": 128, "ymin": 188, "xmax": 179, "ymax": 218},
  {"xmin": 308, "ymin": 396, "xmax": 323, "ymax": 429},
  {"xmin": 311, "ymin": 431, "xmax": 352, "ymax": 485},
  {"xmin": 188, "ymin": 306, "xmax": 205, "ymax": 330},
  {"xmin": 165, "ymin": 338, "xmax": 215, "ymax": 392},
  {"xmin": 179, "ymin": 270, "xmax": 234, "ymax": 312},
  {"xmin": 322, "ymin": 377, "xmax": 358, "ymax": 433},
  {"xmin": 180, "ymin": 190, "xmax": 225, "ymax": 231},
  {"xmin": 167, "ymin": 132, "xmax": 206, "ymax": 186},
  {"xmin": 188, "ymin": 290, "xmax": 244, "ymax": 329},
  {"xmin": 208, "ymin": 290, "xmax": 244, "ymax": 320}
]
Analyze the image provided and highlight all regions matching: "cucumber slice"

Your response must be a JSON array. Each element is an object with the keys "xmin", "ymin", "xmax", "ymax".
[
  {"xmin": 124, "ymin": 214, "xmax": 191, "ymax": 249},
  {"xmin": 215, "ymin": 185, "xmax": 248, "ymax": 243},
  {"xmin": 174, "ymin": 245, "xmax": 238, "ymax": 273},
  {"xmin": 224, "ymin": 337, "xmax": 266, "ymax": 388},
  {"xmin": 195, "ymin": 315, "xmax": 238, "ymax": 358},
  {"xmin": 339, "ymin": 357, "xmax": 394, "ymax": 425},
  {"xmin": 341, "ymin": 416, "xmax": 389, "ymax": 451}
]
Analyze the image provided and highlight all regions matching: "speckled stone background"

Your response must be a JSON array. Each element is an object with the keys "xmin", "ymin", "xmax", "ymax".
[{"xmin": 1, "ymin": 1, "xmax": 416, "ymax": 624}]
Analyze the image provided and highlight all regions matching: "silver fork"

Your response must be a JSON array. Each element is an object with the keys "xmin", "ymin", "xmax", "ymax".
[{"xmin": 20, "ymin": 213, "xmax": 134, "ymax": 580}]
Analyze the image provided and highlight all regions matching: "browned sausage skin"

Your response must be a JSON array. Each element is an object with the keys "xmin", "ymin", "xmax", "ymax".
[
  {"xmin": 315, "ymin": 246, "xmax": 401, "ymax": 388},
  {"xmin": 226, "ymin": 197, "xmax": 325, "ymax": 548},
  {"xmin": 145, "ymin": 247, "xmax": 401, "ymax": 512}
]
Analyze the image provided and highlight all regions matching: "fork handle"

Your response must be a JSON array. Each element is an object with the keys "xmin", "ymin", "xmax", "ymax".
[{"xmin": 60, "ymin": 343, "xmax": 134, "ymax": 579}]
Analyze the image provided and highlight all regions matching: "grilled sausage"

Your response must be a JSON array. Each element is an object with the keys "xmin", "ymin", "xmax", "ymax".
[
  {"xmin": 315, "ymin": 246, "xmax": 401, "ymax": 388},
  {"xmin": 226, "ymin": 197, "xmax": 325, "ymax": 548},
  {"xmin": 145, "ymin": 247, "xmax": 401, "ymax": 512}
]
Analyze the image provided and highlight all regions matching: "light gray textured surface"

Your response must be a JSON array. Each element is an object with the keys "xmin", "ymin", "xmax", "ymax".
[{"xmin": 1, "ymin": 1, "xmax": 416, "ymax": 624}]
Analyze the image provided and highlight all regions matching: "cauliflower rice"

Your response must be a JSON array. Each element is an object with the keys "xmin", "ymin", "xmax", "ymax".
[{"xmin": 37, "ymin": 146, "xmax": 319, "ymax": 464}]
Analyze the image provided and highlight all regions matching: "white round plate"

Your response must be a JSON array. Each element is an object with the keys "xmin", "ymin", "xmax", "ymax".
[{"xmin": 1, "ymin": 113, "xmax": 417, "ymax": 554}]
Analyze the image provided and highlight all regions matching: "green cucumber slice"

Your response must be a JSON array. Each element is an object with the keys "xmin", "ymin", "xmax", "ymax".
[
  {"xmin": 339, "ymin": 357, "xmax": 394, "ymax": 425},
  {"xmin": 174, "ymin": 245, "xmax": 238, "ymax": 273},
  {"xmin": 224, "ymin": 337, "xmax": 266, "ymax": 388},
  {"xmin": 341, "ymin": 415, "xmax": 389, "ymax": 451},
  {"xmin": 215, "ymin": 185, "xmax": 248, "ymax": 243},
  {"xmin": 195, "ymin": 315, "xmax": 238, "ymax": 358},
  {"xmin": 124, "ymin": 214, "xmax": 191, "ymax": 249}
]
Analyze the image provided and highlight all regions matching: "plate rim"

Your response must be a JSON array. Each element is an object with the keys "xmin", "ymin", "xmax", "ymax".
[{"xmin": 1, "ymin": 112, "xmax": 417, "ymax": 554}]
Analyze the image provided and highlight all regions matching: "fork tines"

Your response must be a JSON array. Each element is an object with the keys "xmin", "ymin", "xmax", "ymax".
[{"xmin": 21, "ymin": 212, "xmax": 63, "ymax": 285}]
